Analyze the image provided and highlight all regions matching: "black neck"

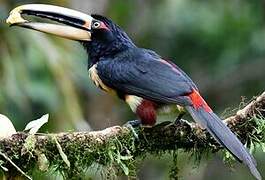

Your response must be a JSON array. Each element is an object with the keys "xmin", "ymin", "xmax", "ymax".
[{"xmin": 86, "ymin": 40, "xmax": 135, "ymax": 64}]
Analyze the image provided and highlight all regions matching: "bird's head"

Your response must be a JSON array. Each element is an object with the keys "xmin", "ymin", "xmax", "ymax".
[{"xmin": 6, "ymin": 4, "xmax": 135, "ymax": 63}]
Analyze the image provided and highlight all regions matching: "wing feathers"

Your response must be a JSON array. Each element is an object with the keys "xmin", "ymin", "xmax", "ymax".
[{"xmin": 96, "ymin": 48, "xmax": 194, "ymax": 105}]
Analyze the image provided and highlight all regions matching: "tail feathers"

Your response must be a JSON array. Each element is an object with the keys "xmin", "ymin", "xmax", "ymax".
[{"xmin": 186, "ymin": 106, "xmax": 262, "ymax": 180}]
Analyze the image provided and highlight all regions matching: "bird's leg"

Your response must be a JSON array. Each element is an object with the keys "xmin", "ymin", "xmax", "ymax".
[
  {"xmin": 123, "ymin": 120, "xmax": 141, "ymax": 139},
  {"xmin": 174, "ymin": 112, "xmax": 186, "ymax": 124},
  {"xmin": 174, "ymin": 105, "xmax": 186, "ymax": 124}
]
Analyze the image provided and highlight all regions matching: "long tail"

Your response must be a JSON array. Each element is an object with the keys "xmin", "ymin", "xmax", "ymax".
[{"xmin": 185, "ymin": 90, "xmax": 261, "ymax": 180}]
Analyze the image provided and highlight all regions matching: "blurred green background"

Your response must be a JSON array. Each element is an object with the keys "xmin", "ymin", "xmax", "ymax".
[{"xmin": 0, "ymin": 0, "xmax": 265, "ymax": 179}]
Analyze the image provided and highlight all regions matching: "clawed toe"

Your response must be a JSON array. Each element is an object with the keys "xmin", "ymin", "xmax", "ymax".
[
  {"xmin": 123, "ymin": 119, "xmax": 141, "ymax": 128},
  {"xmin": 123, "ymin": 120, "xmax": 141, "ymax": 139}
]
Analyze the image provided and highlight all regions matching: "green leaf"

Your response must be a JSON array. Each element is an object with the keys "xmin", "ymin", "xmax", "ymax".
[{"xmin": 119, "ymin": 161, "xmax": 129, "ymax": 176}]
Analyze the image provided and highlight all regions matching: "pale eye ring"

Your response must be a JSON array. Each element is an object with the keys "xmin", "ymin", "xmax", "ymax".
[{"xmin": 92, "ymin": 22, "xmax": 101, "ymax": 29}]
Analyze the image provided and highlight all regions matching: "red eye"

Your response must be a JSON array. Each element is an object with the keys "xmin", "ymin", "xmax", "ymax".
[{"xmin": 92, "ymin": 21, "xmax": 109, "ymax": 30}]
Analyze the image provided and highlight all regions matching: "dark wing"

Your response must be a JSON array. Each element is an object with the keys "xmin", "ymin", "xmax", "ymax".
[{"xmin": 96, "ymin": 50, "xmax": 196, "ymax": 105}]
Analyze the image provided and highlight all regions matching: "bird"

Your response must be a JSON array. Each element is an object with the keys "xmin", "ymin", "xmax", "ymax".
[{"xmin": 6, "ymin": 4, "xmax": 261, "ymax": 180}]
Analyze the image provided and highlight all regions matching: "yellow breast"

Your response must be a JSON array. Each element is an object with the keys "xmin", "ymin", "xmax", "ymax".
[
  {"xmin": 125, "ymin": 95, "xmax": 143, "ymax": 112},
  {"xmin": 88, "ymin": 64, "xmax": 116, "ymax": 94}
]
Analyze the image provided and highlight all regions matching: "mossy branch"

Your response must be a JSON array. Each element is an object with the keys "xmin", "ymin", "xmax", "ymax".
[{"xmin": 0, "ymin": 91, "xmax": 265, "ymax": 179}]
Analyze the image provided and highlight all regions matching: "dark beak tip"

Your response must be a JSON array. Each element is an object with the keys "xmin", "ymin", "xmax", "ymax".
[
  {"xmin": 9, "ymin": 23, "xmax": 21, "ymax": 27},
  {"xmin": 9, "ymin": 22, "xmax": 28, "ymax": 28}
]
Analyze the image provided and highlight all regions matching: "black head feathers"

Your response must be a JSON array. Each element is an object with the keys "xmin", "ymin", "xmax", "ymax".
[{"xmin": 83, "ymin": 14, "xmax": 135, "ymax": 63}]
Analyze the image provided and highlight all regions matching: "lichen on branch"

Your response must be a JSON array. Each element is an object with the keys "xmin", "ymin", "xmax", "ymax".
[{"xmin": 0, "ymin": 91, "xmax": 265, "ymax": 179}]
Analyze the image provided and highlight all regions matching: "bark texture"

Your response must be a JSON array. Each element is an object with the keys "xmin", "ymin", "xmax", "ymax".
[{"xmin": 0, "ymin": 91, "xmax": 265, "ymax": 179}]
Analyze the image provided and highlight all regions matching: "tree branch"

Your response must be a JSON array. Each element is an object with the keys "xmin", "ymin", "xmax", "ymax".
[{"xmin": 0, "ymin": 91, "xmax": 265, "ymax": 178}]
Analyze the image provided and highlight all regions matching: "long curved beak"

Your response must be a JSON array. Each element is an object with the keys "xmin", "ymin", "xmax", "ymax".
[{"xmin": 6, "ymin": 4, "xmax": 93, "ymax": 41}]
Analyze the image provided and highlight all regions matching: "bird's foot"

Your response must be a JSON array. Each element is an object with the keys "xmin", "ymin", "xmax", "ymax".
[
  {"xmin": 174, "ymin": 112, "xmax": 186, "ymax": 124},
  {"xmin": 163, "ymin": 112, "xmax": 186, "ymax": 130},
  {"xmin": 123, "ymin": 120, "xmax": 141, "ymax": 139},
  {"xmin": 124, "ymin": 119, "xmax": 141, "ymax": 128}
]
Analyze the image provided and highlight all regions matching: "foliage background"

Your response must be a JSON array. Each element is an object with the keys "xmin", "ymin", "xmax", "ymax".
[{"xmin": 0, "ymin": 0, "xmax": 265, "ymax": 179}]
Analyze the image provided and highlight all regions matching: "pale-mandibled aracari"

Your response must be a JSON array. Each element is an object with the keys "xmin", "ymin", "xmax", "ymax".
[{"xmin": 6, "ymin": 4, "xmax": 261, "ymax": 179}]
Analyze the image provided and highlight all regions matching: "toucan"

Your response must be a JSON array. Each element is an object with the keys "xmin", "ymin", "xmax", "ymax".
[{"xmin": 6, "ymin": 4, "xmax": 261, "ymax": 179}]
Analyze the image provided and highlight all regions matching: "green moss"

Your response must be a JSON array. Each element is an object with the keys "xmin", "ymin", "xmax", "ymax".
[
  {"xmin": 35, "ymin": 130, "xmax": 138, "ymax": 179},
  {"xmin": 0, "ymin": 113, "xmax": 265, "ymax": 179}
]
